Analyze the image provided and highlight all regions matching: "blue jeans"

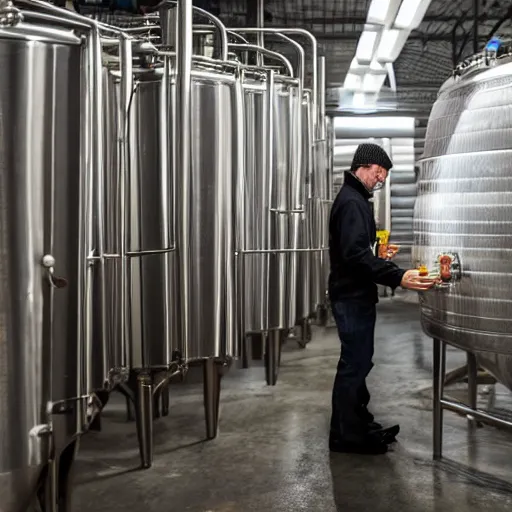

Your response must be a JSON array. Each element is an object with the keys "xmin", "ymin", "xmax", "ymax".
[{"xmin": 330, "ymin": 300, "xmax": 376, "ymax": 441}]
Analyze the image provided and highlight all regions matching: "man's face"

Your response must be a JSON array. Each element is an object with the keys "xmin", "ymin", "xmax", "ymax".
[{"xmin": 358, "ymin": 164, "xmax": 389, "ymax": 191}]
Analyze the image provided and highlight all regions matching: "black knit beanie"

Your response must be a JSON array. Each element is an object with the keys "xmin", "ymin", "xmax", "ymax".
[{"xmin": 350, "ymin": 143, "xmax": 393, "ymax": 172}]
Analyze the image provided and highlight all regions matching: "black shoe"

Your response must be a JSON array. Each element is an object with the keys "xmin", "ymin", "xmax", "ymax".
[
  {"xmin": 373, "ymin": 424, "xmax": 400, "ymax": 444},
  {"xmin": 359, "ymin": 406, "xmax": 382, "ymax": 430},
  {"xmin": 329, "ymin": 435, "xmax": 388, "ymax": 455}
]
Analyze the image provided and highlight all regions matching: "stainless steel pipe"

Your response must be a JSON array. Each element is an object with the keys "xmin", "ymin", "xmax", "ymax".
[
  {"xmin": 176, "ymin": 0, "xmax": 193, "ymax": 357},
  {"xmin": 229, "ymin": 28, "xmax": 318, "ymax": 137},
  {"xmin": 228, "ymin": 43, "xmax": 294, "ymax": 77}
]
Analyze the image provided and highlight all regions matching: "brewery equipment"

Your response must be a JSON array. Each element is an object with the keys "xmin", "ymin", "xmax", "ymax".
[{"xmin": 413, "ymin": 42, "xmax": 512, "ymax": 459}]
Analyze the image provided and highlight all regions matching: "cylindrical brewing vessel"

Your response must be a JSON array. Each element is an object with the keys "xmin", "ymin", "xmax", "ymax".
[
  {"xmin": 237, "ymin": 72, "xmax": 270, "ymax": 335},
  {"xmin": 310, "ymin": 118, "xmax": 330, "ymax": 313},
  {"xmin": 268, "ymin": 76, "xmax": 301, "ymax": 330},
  {"xmin": 413, "ymin": 54, "xmax": 512, "ymax": 391},
  {"xmin": 296, "ymin": 90, "xmax": 313, "ymax": 321},
  {"xmin": 0, "ymin": 19, "xmax": 85, "ymax": 512},
  {"xmin": 175, "ymin": 67, "xmax": 239, "ymax": 360},
  {"xmin": 103, "ymin": 65, "xmax": 176, "ymax": 369}
]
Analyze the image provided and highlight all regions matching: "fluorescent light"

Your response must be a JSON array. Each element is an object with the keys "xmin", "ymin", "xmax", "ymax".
[
  {"xmin": 394, "ymin": 0, "xmax": 433, "ymax": 30},
  {"xmin": 334, "ymin": 116, "xmax": 415, "ymax": 133},
  {"xmin": 349, "ymin": 57, "xmax": 369, "ymax": 75},
  {"xmin": 344, "ymin": 73, "xmax": 363, "ymax": 91},
  {"xmin": 370, "ymin": 58, "xmax": 386, "ymax": 74},
  {"xmin": 353, "ymin": 92, "xmax": 366, "ymax": 108},
  {"xmin": 355, "ymin": 30, "xmax": 379, "ymax": 64},
  {"xmin": 367, "ymin": 0, "xmax": 402, "ymax": 27},
  {"xmin": 363, "ymin": 72, "xmax": 387, "ymax": 93},
  {"xmin": 375, "ymin": 28, "xmax": 409, "ymax": 62}
]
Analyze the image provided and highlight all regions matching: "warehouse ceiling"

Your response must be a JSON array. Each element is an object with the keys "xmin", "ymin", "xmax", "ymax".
[{"xmin": 211, "ymin": 0, "xmax": 512, "ymax": 92}]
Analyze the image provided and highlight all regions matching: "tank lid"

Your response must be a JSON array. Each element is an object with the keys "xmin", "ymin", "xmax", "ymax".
[
  {"xmin": 453, "ymin": 38, "xmax": 512, "ymax": 79},
  {"xmin": 0, "ymin": 22, "xmax": 81, "ymax": 45}
]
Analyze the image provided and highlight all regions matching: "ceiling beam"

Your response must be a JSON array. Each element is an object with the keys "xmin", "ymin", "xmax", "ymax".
[
  {"xmin": 269, "ymin": 15, "xmax": 509, "ymax": 25},
  {"xmin": 312, "ymin": 32, "xmax": 455, "ymax": 42}
]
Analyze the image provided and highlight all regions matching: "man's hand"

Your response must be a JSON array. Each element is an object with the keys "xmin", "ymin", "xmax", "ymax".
[{"xmin": 401, "ymin": 269, "xmax": 438, "ymax": 291}]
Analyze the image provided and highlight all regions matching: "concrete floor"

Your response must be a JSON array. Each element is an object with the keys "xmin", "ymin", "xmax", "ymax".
[{"xmin": 73, "ymin": 298, "xmax": 512, "ymax": 512}]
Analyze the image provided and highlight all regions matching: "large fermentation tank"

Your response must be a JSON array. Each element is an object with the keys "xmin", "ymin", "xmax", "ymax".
[
  {"xmin": 296, "ymin": 90, "xmax": 313, "ymax": 322},
  {"xmin": 268, "ymin": 76, "xmax": 301, "ymax": 331},
  {"xmin": 0, "ymin": 20, "xmax": 84, "ymax": 512},
  {"xmin": 237, "ymin": 72, "xmax": 270, "ymax": 335},
  {"xmin": 309, "ymin": 114, "xmax": 332, "ymax": 313},
  {"xmin": 413, "ymin": 54, "xmax": 512, "ymax": 391},
  {"xmin": 103, "ymin": 66, "xmax": 176, "ymax": 370},
  {"xmin": 176, "ymin": 67, "xmax": 239, "ymax": 361}
]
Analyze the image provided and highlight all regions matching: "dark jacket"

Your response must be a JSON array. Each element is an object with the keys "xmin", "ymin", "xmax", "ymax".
[{"xmin": 328, "ymin": 171, "xmax": 406, "ymax": 304}]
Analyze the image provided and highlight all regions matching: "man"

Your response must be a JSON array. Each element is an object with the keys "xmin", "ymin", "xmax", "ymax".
[{"xmin": 328, "ymin": 143, "xmax": 437, "ymax": 455}]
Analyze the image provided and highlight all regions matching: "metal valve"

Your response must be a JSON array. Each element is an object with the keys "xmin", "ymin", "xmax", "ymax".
[{"xmin": 41, "ymin": 254, "xmax": 68, "ymax": 289}]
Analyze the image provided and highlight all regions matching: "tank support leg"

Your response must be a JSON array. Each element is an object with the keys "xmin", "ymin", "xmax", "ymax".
[
  {"xmin": 297, "ymin": 318, "xmax": 312, "ymax": 348},
  {"xmin": 433, "ymin": 338, "xmax": 446, "ymax": 460},
  {"xmin": 161, "ymin": 381, "xmax": 170, "ymax": 417},
  {"xmin": 203, "ymin": 358, "xmax": 222, "ymax": 440},
  {"xmin": 135, "ymin": 373, "xmax": 154, "ymax": 469},
  {"xmin": 252, "ymin": 332, "xmax": 264, "ymax": 360},
  {"xmin": 467, "ymin": 351, "xmax": 478, "ymax": 428},
  {"xmin": 265, "ymin": 329, "xmax": 281, "ymax": 386},
  {"xmin": 153, "ymin": 387, "xmax": 162, "ymax": 419},
  {"xmin": 40, "ymin": 439, "xmax": 79, "ymax": 512},
  {"xmin": 241, "ymin": 334, "xmax": 251, "ymax": 369},
  {"xmin": 126, "ymin": 394, "xmax": 133, "ymax": 422}
]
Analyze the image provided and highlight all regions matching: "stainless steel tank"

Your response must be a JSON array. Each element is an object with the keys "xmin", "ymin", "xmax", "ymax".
[
  {"xmin": 237, "ymin": 71, "xmax": 270, "ymax": 336},
  {"xmin": 103, "ymin": 65, "xmax": 176, "ymax": 371},
  {"xmin": 0, "ymin": 17, "xmax": 84, "ymax": 512},
  {"xmin": 413, "ymin": 54, "xmax": 512, "ymax": 391},
  {"xmin": 296, "ymin": 90, "xmax": 313, "ymax": 322},
  {"xmin": 268, "ymin": 77, "xmax": 301, "ymax": 331},
  {"xmin": 175, "ymin": 66, "xmax": 238, "ymax": 361}
]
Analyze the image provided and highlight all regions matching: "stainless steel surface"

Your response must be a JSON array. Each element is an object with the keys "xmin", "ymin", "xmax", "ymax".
[
  {"xmin": 256, "ymin": 0, "xmax": 264, "ymax": 66},
  {"xmin": 318, "ymin": 56, "xmax": 326, "ymax": 141},
  {"xmin": 0, "ymin": 18, "xmax": 83, "ymax": 512},
  {"xmin": 237, "ymin": 74, "xmax": 270, "ymax": 335},
  {"xmin": 136, "ymin": 373, "xmax": 153, "ymax": 469},
  {"xmin": 203, "ymin": 358, "xmax": 222, "ymax": 439},
  {"xmin": 432, "ymin": 338, "xmax": 444, "ymax": 460},
  {"xmin": 228, "ymin": 43, "xmax": 294, "ymax": 77},
  {"xmin": 296, "ymin": 91, "xmax": 313, "ymax": 321},
  {"xmin": 229, "ymin": 28, "xmax": 318, "ymax": 136},
  {"xmin": 103, "ymin": 67, "xmax": 175, "ymax": 370},
  {"xmin": 175, "ymin": 0, "xmax": 192, "ymax": 360},
  {"xmin": 268, "ymin": 78, "xmax": 301, "ymax": 330},
  {"xmin": 229, "ymin": 29, "xmax": 305, "ymax": 88},
  {"xmin": 413, "ymin": 59, "xmax": 512, "ymax": 391},
  {"xmin": 175, "ymin": 68, "xmax": 238, "ymax": 361},
  {"xmin": 264, "ymin": 330, "xmax": 282, "ymax": 386}
]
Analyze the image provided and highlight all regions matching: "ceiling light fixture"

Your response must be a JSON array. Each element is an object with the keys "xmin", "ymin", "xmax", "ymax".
[
  {"xmin": 355, "ymin": 29, "xmax": 379, "ymax": 64},
  {"xmin": 394, "ymin": 0, "xmax": 433, "ymax": 30},
  {"xmin": 367, "ymin": 0, "xmax": 402, "ymax": 27}
]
